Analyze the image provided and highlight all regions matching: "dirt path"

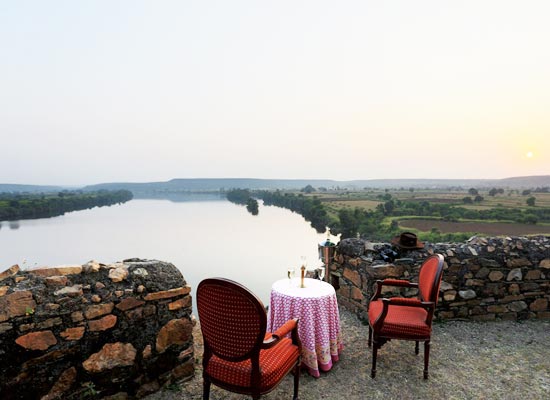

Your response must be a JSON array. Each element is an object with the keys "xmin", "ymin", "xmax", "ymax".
[{"xmin": 146, "ymin": 308, "xmax": 550, "ymax": 400}]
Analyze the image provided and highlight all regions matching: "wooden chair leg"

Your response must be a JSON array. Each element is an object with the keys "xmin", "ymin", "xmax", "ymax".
[
  {"xmin": 293, "ymin": 363, "xmax": 300, "ymax": 400},
  {"xmin": 423, "ymin": 340, "xmax": 430, "ymax": 379},
  {"xmin": 203, "ymin": 376, "xmax": 211, "ymax": 400},
  {"xmin": 415, "ymin": 341, "xmax": 419, "ymax": 355},
  {"xmin": 371, "ymin": 340, "xmax": 378, "ymax": 378},
  {"xmin": 368, "ymin": 326, "xmax": 372, "ymax": 348}
]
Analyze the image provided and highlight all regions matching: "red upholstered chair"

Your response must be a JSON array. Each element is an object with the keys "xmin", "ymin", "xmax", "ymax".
[
  {"xmin": 368, "ymin": 254, "xmax": 444, "ymax": 379},
  {"xmin": 197, "ymin": 278, "xmax": 301, "ymax": 400}
]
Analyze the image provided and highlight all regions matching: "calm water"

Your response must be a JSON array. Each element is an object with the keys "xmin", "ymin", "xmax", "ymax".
[{"xmin": 0, "ymin": 197, "xmax": 337, "ymax": 310}]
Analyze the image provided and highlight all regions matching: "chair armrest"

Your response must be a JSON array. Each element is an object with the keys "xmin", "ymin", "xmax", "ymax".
[
  {"xmin": 371, "ymin": 279, "xmax": 418, "ymax": 301},
  {"xmin": 262, "ymin": 318, "xmax": 299, "ymax": 349},
  {"xmin": 382, "ymin": 279, "xmax": 418, "ymax": 288},
  {"xmin": 386, "ymin": 297, "xmax": 422, "ymax": 306},
  {"xmin": 273, "ymin": 318, "xmax": 298, "ymax": 338},
  {"xmin": 386, "ymin": 297, "xmax": 435, "ymax": 309}
]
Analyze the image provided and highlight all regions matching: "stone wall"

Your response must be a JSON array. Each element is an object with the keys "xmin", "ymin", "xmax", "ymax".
[
  {"xmin": 331, "ymin": 236, "xmax": 550, "ymax": 322},
  {"xmin": 0, "ymin": 259, "xmax": 194, "ymax": 400}
]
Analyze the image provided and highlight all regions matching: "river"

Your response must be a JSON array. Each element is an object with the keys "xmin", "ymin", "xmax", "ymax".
[{"xmin": 0, "ymin": 196, "xmax": 337, "ymax": 310}]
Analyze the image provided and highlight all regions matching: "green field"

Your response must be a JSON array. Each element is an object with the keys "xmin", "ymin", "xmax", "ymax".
[{"xmin": 305, "ymin": 187, "xmax": 550, "ymax": 237}]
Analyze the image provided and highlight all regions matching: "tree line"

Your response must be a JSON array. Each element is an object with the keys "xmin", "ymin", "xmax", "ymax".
[
  {"xmin": 0, "ymin": 190, "xmax": 133, "ymax": 221},
  {"xmin": 226, "ymin": 189, "xmax": 259, "ymax": 215},
  {"xmin": 255, "ymin": 189, "xmax": 550, "ymax": 242},
  {"xmin": 257, "ymin": 190, "xmax": 330, "ymax": 232}
]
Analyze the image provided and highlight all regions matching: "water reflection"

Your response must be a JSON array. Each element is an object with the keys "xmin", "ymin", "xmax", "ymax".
[
  {"xmin": 0, "ymin": 198, "xmax": 339, "ymax": 312},
  {"xmin": 9, "ymin": 221, "xmax": 20, "ymax": 230}
]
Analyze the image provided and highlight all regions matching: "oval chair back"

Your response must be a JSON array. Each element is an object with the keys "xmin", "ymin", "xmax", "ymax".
[{"xmin": 197, "ymin": 278, "xmax": 266, "ymax": 362}]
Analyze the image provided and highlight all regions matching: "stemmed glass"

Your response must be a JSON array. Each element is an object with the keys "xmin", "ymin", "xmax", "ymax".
[
  {"xmin": 317, "ymin": 266, "xmax": 325, "ymax": 281},
  {"xmin": 287, "ymin": 267, "xmax": 295, "ymax": 286}
]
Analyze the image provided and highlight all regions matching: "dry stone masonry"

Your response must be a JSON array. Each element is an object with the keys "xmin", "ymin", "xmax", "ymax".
[
  {"xmin": 332, "ymin": 236, "xmax": 550, "ymax": 322},
  {"xmin": 0, "ymin": 259, "xmax": 194, "ymax": 399}
]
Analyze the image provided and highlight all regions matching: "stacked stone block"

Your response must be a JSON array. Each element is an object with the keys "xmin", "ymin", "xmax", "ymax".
[
  {"xmin": 0, "ymin": 259, "xmax": 194, "ymax": 399},
  {"xmin": 331, "ymin": 236, "xmax": 550, "ymax": 322}
]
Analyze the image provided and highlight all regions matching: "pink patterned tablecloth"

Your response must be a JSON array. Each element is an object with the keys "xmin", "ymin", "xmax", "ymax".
[{"xmin": 267, "ymin": 278, "xmax": 343, "ymax": 378}]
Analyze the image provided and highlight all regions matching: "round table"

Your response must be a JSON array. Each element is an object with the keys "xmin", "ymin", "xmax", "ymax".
[{"xmin": 267, "ymin": 278, "xmax": 343, "ymax": 378}]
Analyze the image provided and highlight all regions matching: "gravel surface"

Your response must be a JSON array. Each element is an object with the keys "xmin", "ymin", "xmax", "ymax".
[{"xmin": 146, "ymin": 308, "xmax": 550, "ymax": 400}]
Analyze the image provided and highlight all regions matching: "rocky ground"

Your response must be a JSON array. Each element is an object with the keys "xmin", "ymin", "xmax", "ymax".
[{"xmin": 145, "ymin": 307, "xmax": 550, "ymax": 400}]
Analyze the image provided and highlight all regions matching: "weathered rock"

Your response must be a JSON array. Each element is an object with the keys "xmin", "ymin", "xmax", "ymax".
[
  {"xmin": 443, "ymin": 290, "xmax": 457, "ymax": 301},
  {"xmin": 40, "ymin": 367, "xmax": 77, "ymax": 400},
  {"xmin": 44, "ymin": 276, "xmax": 69, "ymax": 286},
  {"xmin": 365, "ymin": 264, "xmax": 405, "ymax": 279},
  {"xmin": 0, "ymin": 290, "xmax": 37, "ymax": 322},
  {"xmin": 529, "ymin": 298, "xmax": 548, "ymax": 312},
  {"xmin": 29, "ymin": 265, "xmax": 83, "ymax": 277},
  {"xmin": 337, "ymin": 238, "xmax": 366, "ymax": 257},
  {"xmin": 71, "ymin": 311, "xmax": 84, "ymax": 323},
  {"xmin": 156, "ymin": 319, "xmax": 193, "ymax": 353},
  {"xmin": 60, "ymin": 326, "xmax": 86, "ymax": 341},
  {"xmin": 132, "ymin": 268, "xmax": 149, "ymax": 277},
  {"xmin": 507, "ymin": 301, "xmax": 528, "ymax": 312},
  {"xmin": 0, "ymin": 323, "xmax": 13, "ymax": 334},
  {"xmin": 91, "ymin": 294, "xmax": 102, "ymax": 303},
  {"xmin": 540, "ymin": 259, "xmax": 550, "ymax": 269},
  {"xmin": 0, "ymin": 258, "xmax": 194, "ymax": 399},
  {"xmin": 88, "ymin": 314, "xmax": 117, "ymax": 332},
  {"xmin": 458, "ymin": 290, "xmax": 477, "ymax": 300},
  {"xmin": 144, "ymin": 287, "xmax": 190, "ymax": 301},
  {"xmin": 506, "ymin": 258, "xmax": 532, "ymax": 268},
  {"xmin": 507, "ymin": 268, "xmax": 523, "ymax": 281},
  {"xmin": 343, "ymin": 268, "xmax": 361, "ymax": 287},
  {"xmin": 168, "ymin": 297, "xmax": 191, "ymax": 311},
  {"xmin": 142, "ymin": 345, "xmax": 152, "ymax": 359},
  {"xmin": 116, "ymin": 297, "xmax": 145, "ymax": 311},
  {"xmin": 488, "ymin": 271, "xmax": 504, "ymax": 282},
  {"xmin": 478, "ymin": 258, "xmax": 500, "ymax": 268},
  {"xmin": 525, "ymin": 270, "xmax": 541, "ymax": 280},
  {"xmin": 109, "ymin": 267, "xmax": 129, "ymax": 282},
  {"xmin": 82, "ymin": 342, "xmax": 137, "ymax": 373},
  {"xmin": 0, "ymin": 264, "xmax": 20, "ymax": 281},
  {"xmin": 84, "ymin": 302, "xmax": 114, "ymax": 319},
  {"xmin": 54, "ymin": 285, "xmax": 83, "ymax": 297},
  {"xmin": 82, "ymin": 260, "xmax": 101, "ymax": 273},
  {"xmin": 37, "ymin": 317, "xmax": 63, "ymax": 329},
  {"xmin": 351, "ymin": 287, "xmax": 364, "ymax": 301},
  {"xmin": 16, "ymin": 330, "xmax": 57, "ymax": 350}
]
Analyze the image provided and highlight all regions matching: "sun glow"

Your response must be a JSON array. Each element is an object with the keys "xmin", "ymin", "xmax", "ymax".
[{"xmin": 526, "ymin": 151, "xmax": 534, "ymax": 158}]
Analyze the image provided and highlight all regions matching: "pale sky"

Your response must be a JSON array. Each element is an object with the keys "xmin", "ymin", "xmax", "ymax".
[{"xmin": 1, "ymin": 1, "xmax": 548, "ymax": 185}]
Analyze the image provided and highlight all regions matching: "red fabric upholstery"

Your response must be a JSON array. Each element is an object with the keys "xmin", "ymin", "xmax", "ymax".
[
  {"xmin": 197, "ymin": 278, "xmax": 301, "ymax": 399},
  {"xmin": 368, "ymin": 300, "xmax": 431, "ymax": 339},
  {"xmin": 206, "ymin": 335, "xmax": 300, "ymax": 391},
  {"xmin": 418, "ymin": 256, "xmax": 441, "ymax": 303},
  {"xmin": 273, "ymin": 319, "xmax": 298, "ymax": 339},
  {"xmin": 367, "ymin": 254, "xmax": 444, "ymax": 379},
  {"xmin": 198, "ymin": 282, "xmax": 264, "ymax": 360}
]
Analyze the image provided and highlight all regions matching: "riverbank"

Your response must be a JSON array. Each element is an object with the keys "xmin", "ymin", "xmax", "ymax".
[{"xmin": 146, "ymin": 307, "xmax": 550, "ymax": 399}]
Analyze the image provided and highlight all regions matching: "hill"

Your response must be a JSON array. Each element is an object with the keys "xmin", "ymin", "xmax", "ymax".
[
  {"xmin": 0, "ymin": 184, "xmax": 65, "ymax": 193},
  {"xmin": 82, "ymin": 175, "xmax": 550, "ymax": 194},
  {"xmin": 3, "ymin": 176, "xmax": 548, "ymax": 196}
]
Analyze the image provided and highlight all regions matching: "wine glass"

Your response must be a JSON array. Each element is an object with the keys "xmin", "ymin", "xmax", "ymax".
[
  {"xmin": 317, "ymin": 266, "xmax": 325, "ymax": 281},
  {"xmin": 287, "ymin": 267, "xmax": 295, "ymax": 285}
]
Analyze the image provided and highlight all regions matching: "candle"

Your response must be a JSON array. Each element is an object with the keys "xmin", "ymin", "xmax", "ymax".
[{"xmin": 300, "ymin": 265, "xmax": 306, "ymax": 288}]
